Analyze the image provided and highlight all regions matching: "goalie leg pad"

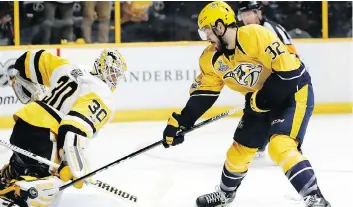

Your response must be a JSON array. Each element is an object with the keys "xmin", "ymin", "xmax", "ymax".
[{"xmin": 59, "ymin": 131, "xmax": 90, "ymax": 188}]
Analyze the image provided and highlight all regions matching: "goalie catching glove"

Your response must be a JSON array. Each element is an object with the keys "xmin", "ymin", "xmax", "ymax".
[
  {"xmin": 162, "ymin": 112, "xmax": 187, "ymax": 148},
  {"xmin": 57, "ymin": 131, "xmax": 91, "ymax": 189},
  {"xmin": 8, "ymin": 69, "xmax": 47, "ymax": 104}
]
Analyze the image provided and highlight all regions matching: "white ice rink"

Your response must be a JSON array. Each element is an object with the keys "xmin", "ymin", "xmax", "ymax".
[{"xmin": 0, "ymin": 114, "xmax": 352, "ymax": 207}]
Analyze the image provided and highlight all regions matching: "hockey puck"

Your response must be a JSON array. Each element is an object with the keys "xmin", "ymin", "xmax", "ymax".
[{"xmin": 27, "ymin": 187, "xmax": 38, "ymax": 199}]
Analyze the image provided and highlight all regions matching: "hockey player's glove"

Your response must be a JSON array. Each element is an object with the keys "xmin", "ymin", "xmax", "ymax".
[
  {"xmin": 162, "ymin": 112, "xmax": 186, "ymax": 148},
  {"xmin": 244, "ymin": 91, "xmax": 270, "ymax": 115}
]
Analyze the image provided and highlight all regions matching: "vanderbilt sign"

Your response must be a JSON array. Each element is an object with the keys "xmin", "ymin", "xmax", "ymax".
[{"xmin": 123, "ymin": 69, "xmax": 199, "ymax": 83}]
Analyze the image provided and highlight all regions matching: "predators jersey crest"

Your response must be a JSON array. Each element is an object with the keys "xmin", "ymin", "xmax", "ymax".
[
  {"xmin": 223, "ymin": 63, "xmax": 262, "ymax": 87},
  {"xmin": 191, "ymin": 24, "xmax": 303, "ymax": 95}
]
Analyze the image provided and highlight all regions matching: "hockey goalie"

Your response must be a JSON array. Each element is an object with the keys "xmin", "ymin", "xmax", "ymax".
[{"xmin": 0, "ymin": 49, "xmax": 127, "ymax": 207}]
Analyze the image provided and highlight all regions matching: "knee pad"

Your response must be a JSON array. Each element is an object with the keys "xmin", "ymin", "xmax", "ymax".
[
  {"xmin": 268, "ymin": 134, "xmax": 306, "ymax": 172},
  {"xmin": 225, "ymin": 141, "xmax": 258, "ymax": 173}
]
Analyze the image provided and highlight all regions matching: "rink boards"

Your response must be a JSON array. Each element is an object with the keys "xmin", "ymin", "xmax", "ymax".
[{"xmin": 0, "ymin": 40, "xmax": 352, "ymax": 128}]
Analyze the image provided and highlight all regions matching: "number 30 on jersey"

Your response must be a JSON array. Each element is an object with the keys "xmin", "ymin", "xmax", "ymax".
[{"xmin": 88, "ymin": 100, "xmax": 108, "ymax": 123}]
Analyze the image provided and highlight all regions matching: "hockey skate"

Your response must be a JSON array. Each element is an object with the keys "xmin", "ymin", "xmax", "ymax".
[
  {"xmin": 196, "ymin": 187, "xmax": 236, "ymax": 207},
  {"xmin": 304, "ymin": 194, "xmax": 331, "ymax": 207}
]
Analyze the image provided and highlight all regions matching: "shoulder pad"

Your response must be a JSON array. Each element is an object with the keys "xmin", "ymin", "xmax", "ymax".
[{"xmin": 67, "ymin": 65, "xmax": 87, "ymax": 83}]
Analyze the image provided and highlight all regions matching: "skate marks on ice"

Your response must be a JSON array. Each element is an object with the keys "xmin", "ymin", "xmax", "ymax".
[{"xmin": 103, "ymin": 116, "xmax": 352, "ymax": 207}]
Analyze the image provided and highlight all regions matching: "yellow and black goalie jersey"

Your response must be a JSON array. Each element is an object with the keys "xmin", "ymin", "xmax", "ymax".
[
  {"xmin": 13, "ymin": 50, "xmax": 115, "ymax": 141},
  {"xmin": 14, "ymin": 50, "xmax": 69, "ymax": 88},
  {"xmin": 180, "ymin": 24, "xmax": 310, "ymax": 126}
]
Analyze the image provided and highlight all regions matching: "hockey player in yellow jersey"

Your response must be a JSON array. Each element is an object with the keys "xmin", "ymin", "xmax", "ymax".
[
  {"xmin": 237, "ymin": 1, "xmax": 300, "ymax": 160},
  {"xmin": 0, "ymin": 49, "xmax": 127, "ymax": 207},
  {"xmin": 162, "ymin": 2, "xmax": 330, "ymax": 207}
]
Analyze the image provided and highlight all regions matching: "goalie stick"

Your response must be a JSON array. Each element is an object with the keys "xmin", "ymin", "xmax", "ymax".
[
  {"xmin": 0, "ymin": 140, "xmax": 139, "ymax": 205},
  {"xmin": 58, "ymin": 105, "xmax": 244, "ymax": 191}
]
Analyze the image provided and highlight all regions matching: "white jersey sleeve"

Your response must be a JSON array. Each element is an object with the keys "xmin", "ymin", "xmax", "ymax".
[{"xmin": 58, "ymin": 70, "xmax": 115, "ymax": 139}]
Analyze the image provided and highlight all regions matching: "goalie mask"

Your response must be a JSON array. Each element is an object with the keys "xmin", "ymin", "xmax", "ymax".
[{"xmin": 92, "ymin": 49, "xmax": 127, "ymax": 91}]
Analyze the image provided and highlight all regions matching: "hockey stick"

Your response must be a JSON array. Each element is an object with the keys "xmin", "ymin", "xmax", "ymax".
[
  {"xmin": 0, "ymin": 140, "xmax": 139, "ymax": 205},
  {"xmin": 59, "ymin": 105, "xmax": 244, "ymax": 191}
]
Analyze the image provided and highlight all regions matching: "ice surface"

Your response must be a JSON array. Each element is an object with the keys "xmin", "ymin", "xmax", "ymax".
[{"xmin": 0, "ymin": 114, "xmax": 352, "ymax": 207}]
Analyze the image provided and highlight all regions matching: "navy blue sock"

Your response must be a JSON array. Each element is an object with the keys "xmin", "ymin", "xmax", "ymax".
[
  {"xmin": 285, "ymin": 160, "xmax": 322, "ymax": 197},
  {"xmin": 220, "ymin": 165, "xmax": 246, "ymax": 193}
]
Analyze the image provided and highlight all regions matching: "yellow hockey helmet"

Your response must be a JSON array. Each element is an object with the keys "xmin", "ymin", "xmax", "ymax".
[{"xmin": 198, "ymin": 1, "xmax": 236, "ymax": 30}]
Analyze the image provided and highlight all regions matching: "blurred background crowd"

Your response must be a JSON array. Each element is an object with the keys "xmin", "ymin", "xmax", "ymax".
[{"xmin": 0, "ymin": 1, "xmax": 352, "ymax": 45}]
